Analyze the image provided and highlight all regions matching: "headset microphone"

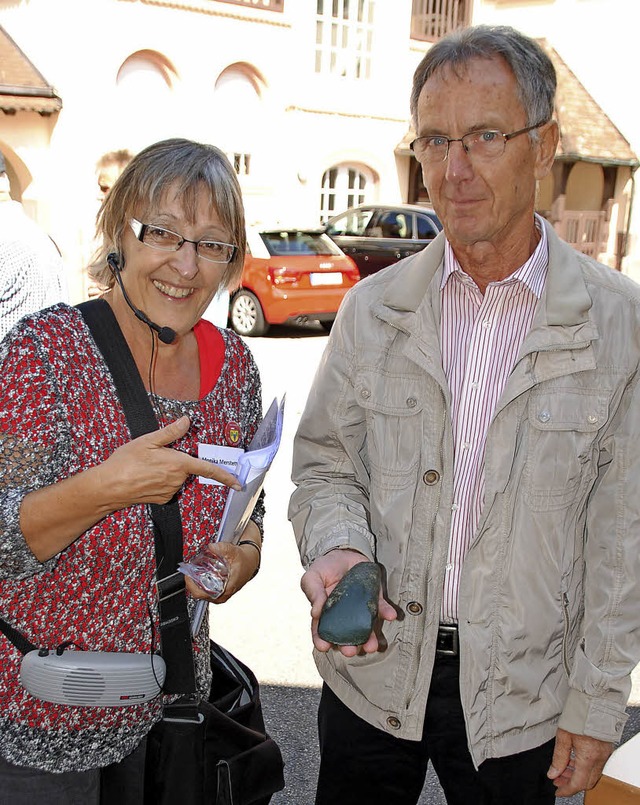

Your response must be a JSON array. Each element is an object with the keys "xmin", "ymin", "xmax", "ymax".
[{"xmin": 106, "ymin": 253, "xmax": 176, "ymax": 345}]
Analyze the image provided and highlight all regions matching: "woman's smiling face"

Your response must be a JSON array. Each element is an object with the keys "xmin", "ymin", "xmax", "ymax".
[{"xmin": 118, "ymin": 182, "xmax": 232, "ymax": 340}]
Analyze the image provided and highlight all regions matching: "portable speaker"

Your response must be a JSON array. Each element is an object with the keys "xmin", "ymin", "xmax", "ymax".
[{"xmin": 19, "ymin": 649, "xmax": 166, "ymax": 707}]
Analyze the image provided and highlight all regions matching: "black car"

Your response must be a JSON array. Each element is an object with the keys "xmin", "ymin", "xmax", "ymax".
[{"xmin": 323, "ymin": 203, "xmax": 442, "ymax": 278}]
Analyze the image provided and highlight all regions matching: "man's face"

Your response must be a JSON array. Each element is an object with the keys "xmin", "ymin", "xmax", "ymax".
[
  {"xmin": 415, "ymin": 56, "xmax": 553, "ymax": 253},
  {"xmin": 97, "ymin": 164, "xmax": 122, "ymax": 201}
]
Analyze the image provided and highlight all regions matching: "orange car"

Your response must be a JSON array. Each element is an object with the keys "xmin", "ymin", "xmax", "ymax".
[{"xmin": 229, "ymin": 228, "xmax": 360, "ymax": 336}]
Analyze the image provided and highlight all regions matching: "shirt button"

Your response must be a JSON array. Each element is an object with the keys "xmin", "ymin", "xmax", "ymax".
[
  {"xmin": 482, "ymin": 319, "xmax": 491, "ymax": 329},
  {"xmin": 423, "ymin": 470, "xmax": 440, "ymax": 485},
  {"xmin": 407, "ymin": 601, "xmax": 423, "ymax": 615},
  {"xmin": 451, "ymin": 503, "xmax": 459, "ymax": 512},
  {"xmin": 462, "ymin": 442, "xmax": 471, "ymax": 450},
  {"xmin": 538, "ymin": 410, "xmax": 551, "ymax": 423},
  {"xmin": 446, "ymin": 563, "xmax": 454, "ymax": 571},
  {"xmin": 470, "ymin": 381, "xmax": 479, "ymax": 390},
  {"xmin": 387, "ymin": 716, "xmax": 401, "ymax": 730}
]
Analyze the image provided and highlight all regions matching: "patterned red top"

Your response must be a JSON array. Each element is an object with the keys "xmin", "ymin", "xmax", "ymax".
[{"xmin": 0, "ymin": 304, "xmax": 264, "ymax": 772}]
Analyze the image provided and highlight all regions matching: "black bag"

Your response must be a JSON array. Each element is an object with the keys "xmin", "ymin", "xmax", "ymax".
[{"xmin": 144, "ymin": 641, "xmax": 284, "ymax": 805}]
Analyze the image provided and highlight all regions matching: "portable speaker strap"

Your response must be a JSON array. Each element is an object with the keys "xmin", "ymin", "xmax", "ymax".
[
  {"xmin": 0, "ymin": 616, "xmax": 37, "ymax": 655},
  {"xmin": 77, "ymin": 299, "xmax": 197, "ymax": 697}
]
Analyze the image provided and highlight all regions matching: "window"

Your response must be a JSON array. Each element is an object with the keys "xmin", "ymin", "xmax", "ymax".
[
  {"xmin": 115, "ymin": 52, "xmax": 177, "ymax": 149},
  {"xmin": 213, "ymin": 65, "xmax": 264, "ymax": 177},
  {"xmin": 416, "ymin": 212, "xmax": 440, "ymax": 238},
  {"xmin": 325, "ymin": 207, "xmax": 375, "ymax": 237},
  {"xmin": 315, "ymin": 0, "xmax": 375, "ymax": 78},
  {"xmin": 214, "ymin": 0, "xmax": 283, "ymax": 10},
  {"xmin": 319, "ymin": 165, "xmax": 372, "ymax": 223},
  {"xmin": 260, "ymin": 231, "xmax": 344, "ymax": 256},
  {"xmin": 377, "ymin": 211, "xmax": 409, "ymax": 238},
  {"xmin": 410, "ymin": 0, "xmax": 472, "ymax": 42},
  {"xmin": 232, "ymin": 153, "xmax": 251, "ymax": 176}
]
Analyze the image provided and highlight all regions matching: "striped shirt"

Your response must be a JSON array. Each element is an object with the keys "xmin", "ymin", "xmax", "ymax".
[{"xmin": 440, "ymin": 216, "xmax": 548, "ymax": 623}]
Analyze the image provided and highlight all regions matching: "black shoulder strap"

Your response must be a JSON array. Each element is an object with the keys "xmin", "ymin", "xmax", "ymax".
[
  {"xmin": 0, "ymin": 618, "xmax": 37, "ymax": 655},
  {"xmin": 77, "ymin": 299, "xmax": 197, "ymax": 698}
]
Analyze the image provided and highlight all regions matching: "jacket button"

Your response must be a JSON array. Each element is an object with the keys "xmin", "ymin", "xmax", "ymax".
[
  {"xmin": 387, "ymin": 716, "xmax": 401, "ymax": 729},
  {"xmin": 537, "ymin": 410, "xmax": 551, "ymax": 423},
  {"xmin": 360, "ymin": 389, "xmax": 371, "ymax": 399},
  {"xmin": 407, "ymin": 601, "xmax": 423, "ymax": 615},
  {"xmin": 407, "ymin": 397, "xmax": 417, "ymax": 408},
  {"xmin": 423, "ymin": 470, "xmax": 440, "ymax": 485},
  {"xmin": 587, "ymin": 414, "xmax": 598, "ymax": 424}
]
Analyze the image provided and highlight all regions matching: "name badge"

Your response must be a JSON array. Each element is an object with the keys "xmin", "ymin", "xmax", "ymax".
[{"xmin": 198, "ymin": 443, "xmax": 243, "ymax": 486}]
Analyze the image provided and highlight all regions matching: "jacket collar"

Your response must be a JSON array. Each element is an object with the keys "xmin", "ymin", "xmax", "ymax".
[{"xmin": 374, "ymin": 219, "xmax": 596, "ymax": 344}]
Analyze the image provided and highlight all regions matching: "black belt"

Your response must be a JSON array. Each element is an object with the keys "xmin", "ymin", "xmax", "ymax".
[{"xmin": 435, "ymin": 624, "xmax": 459, "ymax": 657}]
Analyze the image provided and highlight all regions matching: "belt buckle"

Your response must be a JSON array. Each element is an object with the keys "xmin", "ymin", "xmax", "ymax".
[{"xmin": 436, "ymin": 624, "xmax": 459, "ymax": 657}]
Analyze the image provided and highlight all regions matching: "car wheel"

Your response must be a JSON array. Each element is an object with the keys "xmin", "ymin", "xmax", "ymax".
[{"xmin": 230, "ymin": 290, "xmax": 269, "ymax": 337}]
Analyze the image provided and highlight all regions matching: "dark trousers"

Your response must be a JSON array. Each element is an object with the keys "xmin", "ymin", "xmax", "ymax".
[{"xmin": 316, "ymin": 656, "xmax": 557, "ymax": 805}]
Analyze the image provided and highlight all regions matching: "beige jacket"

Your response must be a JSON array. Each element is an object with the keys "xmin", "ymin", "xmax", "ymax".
[{"xmin": 289, "ymin": 221, "xmax": 640, "ymax": 765}]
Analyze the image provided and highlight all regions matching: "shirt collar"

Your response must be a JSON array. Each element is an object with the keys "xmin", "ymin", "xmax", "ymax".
[{"xmin": 441, "ymin": 213, "xmax": 549, "ymax": 298}]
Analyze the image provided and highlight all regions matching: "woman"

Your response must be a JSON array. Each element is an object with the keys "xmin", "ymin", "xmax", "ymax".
[{"xmin": 0, "ymin": 139, "xmax": 264, "ymax": 801}]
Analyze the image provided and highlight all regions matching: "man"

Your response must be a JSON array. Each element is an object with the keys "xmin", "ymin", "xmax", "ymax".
[
  {"xmin": 95, "ymin": 148, "xmax": 134, "ymax": 201},
  {"xmin": 289, "ymin": 25, "xmax": 640, "ymax": 805},
  {"xmin": 85, "ymin": 149, "xmax": 134, "ymax": 299},
  {"xmin": 0, "ymin": 153, "xmax": 67, "ymax": 340}
]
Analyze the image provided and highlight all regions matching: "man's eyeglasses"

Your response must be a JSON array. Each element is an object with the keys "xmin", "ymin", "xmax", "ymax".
[
  {"xmin": 409, "ymin": 122, "xmax": 547, "ymax": 164},
  {"xmin": 130, "ymin": 218, "xmax": 237, "ymax": 264}
]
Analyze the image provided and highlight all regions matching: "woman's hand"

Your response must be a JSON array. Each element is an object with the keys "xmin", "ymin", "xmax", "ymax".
[
  {"xmin": 186, "ymin": 521, "xmax": 263, "ymax": 605},
  {"xmin": 20, "ymin": 416, "xmax": 241, "ymax": 562},
  {"xmin": 100, "ymin": 416, "xmax": 241, "ymax": 508}
]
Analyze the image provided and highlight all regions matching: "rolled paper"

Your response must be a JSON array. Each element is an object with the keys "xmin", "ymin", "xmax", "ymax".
[{"xmin": 318, "ymin": 562, "xmax": 381, "ymax": 646}]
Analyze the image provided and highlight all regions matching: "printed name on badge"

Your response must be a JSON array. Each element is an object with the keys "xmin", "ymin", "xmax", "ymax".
[{"xmin": 198, "ymin": 443, "xmax": 243, "ymax": 486}]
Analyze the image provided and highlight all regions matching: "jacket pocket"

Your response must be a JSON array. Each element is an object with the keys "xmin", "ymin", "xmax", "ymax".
[
  {"xmin": 355, "ymin": 371, "xmax": 423, "ymax": 491},
  {"xmin": 524, "ymin": 389, "xmax": 608, "ymax": 511}
]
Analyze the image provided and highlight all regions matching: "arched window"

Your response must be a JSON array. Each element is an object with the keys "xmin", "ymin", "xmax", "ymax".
[
  {"xmin": 115, "ymin": 52, "xmax": 177, "ymax": 149},
  {"xmin": 319, "ymin": 164, "xmax": 374, "ymax": 223},
  {"xmin": 213, "ymin": 65, "xmax": 265, "ymax": 175}
]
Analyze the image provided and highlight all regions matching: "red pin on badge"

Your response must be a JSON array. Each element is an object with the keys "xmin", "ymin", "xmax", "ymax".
[{"xmin": 225, "ymin": 421, "xmax": 241, "ymax": 446}]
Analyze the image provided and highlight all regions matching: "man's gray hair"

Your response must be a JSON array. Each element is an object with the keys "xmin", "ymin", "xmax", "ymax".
[
  {"xmin": 410, "ymin": 25, "xmax": 556, "ymax": 133},
  {"xmin": 90, "ymin": 138, "xmax": 246, "ymax": 291}
]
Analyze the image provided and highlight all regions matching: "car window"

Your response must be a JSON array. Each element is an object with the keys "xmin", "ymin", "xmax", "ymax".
[
  {"xmin": 260, "ymin": 231, "xmax": 344, "ymax": 256},
  {"xmin": 416, "ymin": 213, "xmax": 440, "ymax": 239},
  {"xmin": 326, "ymin": 209, "xmax": 374, "ymax": 237},
  {"xmin": 375, "ymin": 211, "xmax": 411, "ymax": 239}
]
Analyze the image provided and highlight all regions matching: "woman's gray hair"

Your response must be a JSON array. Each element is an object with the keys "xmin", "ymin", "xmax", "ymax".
[
  {"xmin": 410, "ymin": 25, "xmax": 556, "ymax": 135},
  {"xmin": 90, "ymin": 138, "xmax": 246, "ymax": 291}
]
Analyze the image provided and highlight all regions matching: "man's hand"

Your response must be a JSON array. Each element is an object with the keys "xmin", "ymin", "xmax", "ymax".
[
  {"xmin": 547, "ymin": 728, "xmax": 614, "ymax": 797},
  {"xmin": 300, "ymin": 548, "xmax": 397, "ymax": 657}
]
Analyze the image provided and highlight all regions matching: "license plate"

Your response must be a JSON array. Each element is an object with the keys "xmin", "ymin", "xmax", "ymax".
[{"xmin": 310, "ymin": 272, "xmax": 342, "ymax": 286}]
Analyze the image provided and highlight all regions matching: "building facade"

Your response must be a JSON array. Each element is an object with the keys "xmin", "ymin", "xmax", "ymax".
[{"xmin": 0, "ymin": 0, "xmax": 637, "ymax": 301}]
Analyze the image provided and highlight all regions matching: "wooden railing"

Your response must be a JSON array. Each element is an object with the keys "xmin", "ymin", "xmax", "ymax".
[
  {"xmin": 213, "ymin": 0, "xmax": 283, "ymax": 11},
  {"xmin": 550, "ymin": 196, "xmax": 612, "ymax": 260},
  {"xmin": 410, "ymin": 0, "xmax": 471, "ymax": 42},
  {"xmin": 554, "ymin": 210, "xmax": 607, "ymax": 259}
]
